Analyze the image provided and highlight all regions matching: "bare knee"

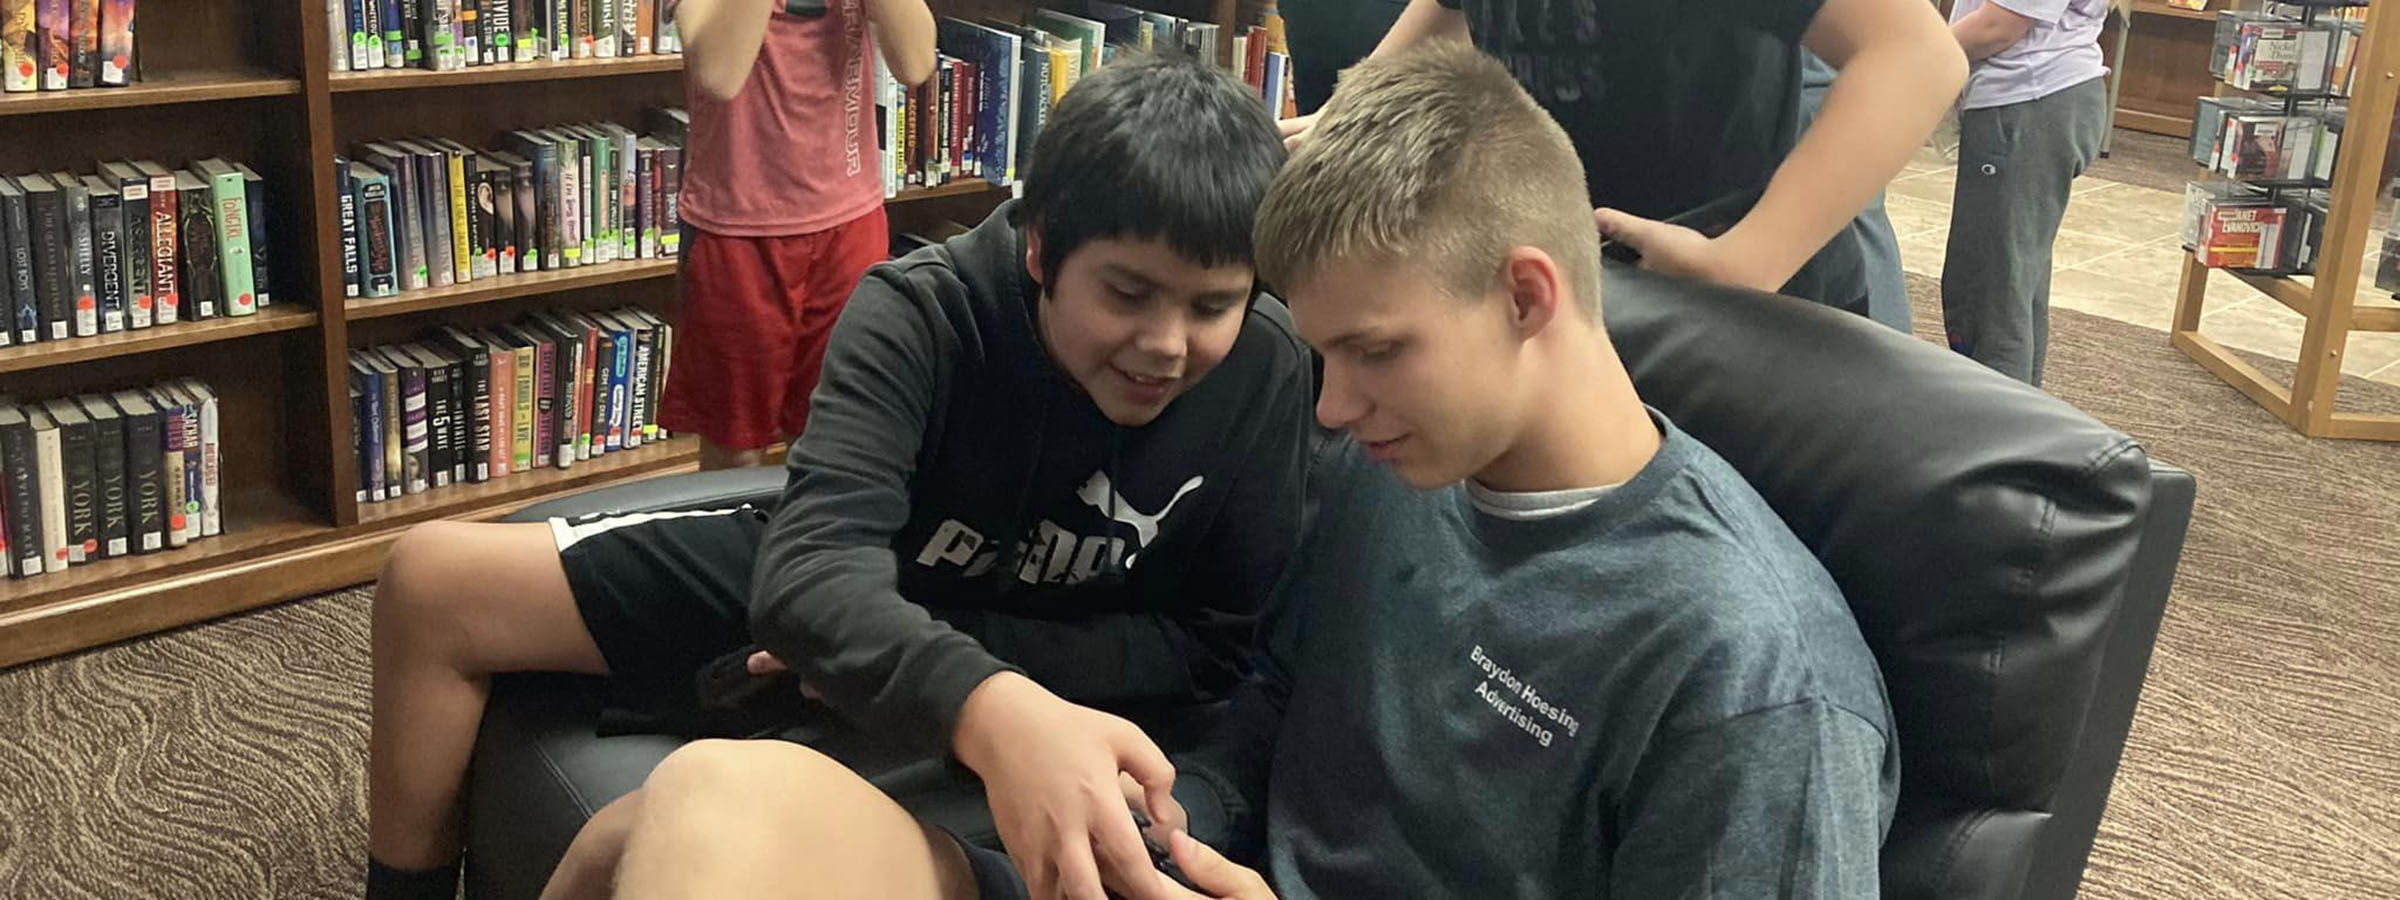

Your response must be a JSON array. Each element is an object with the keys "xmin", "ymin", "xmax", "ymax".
[
  {"xmin": 642, "ymin": 739, "xmax": 849, "ymax": 811},
  {"xmin": 376, "ymin": 523, "xmax": 479, "ymax": 654}
]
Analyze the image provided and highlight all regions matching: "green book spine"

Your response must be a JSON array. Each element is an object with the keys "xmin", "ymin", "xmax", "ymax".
[{"xmin": 201, "ymin": 164, "xmax": 256, "ymax": 315}]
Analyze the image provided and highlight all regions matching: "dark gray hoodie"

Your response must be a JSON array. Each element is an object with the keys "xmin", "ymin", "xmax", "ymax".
[{"xmin": 748, "ymin": 201, "xmax": 1313, "ymax": 753}]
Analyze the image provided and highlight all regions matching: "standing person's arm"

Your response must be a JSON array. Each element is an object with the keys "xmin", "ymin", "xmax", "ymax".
[
  {"xmin": 1952, "ymin": 3, "xmax": 2038, "ymax": 61},
  {"xmin": 674, "ymin": 0, "xmax": 778, "ymax": 100},
  {"xmin": 1277, "ymin": 0, "xmax": 1468, "ymax": 146},
  {"xmin": 677, "ymin": 0, "xmax": 936, "ymax": 100},
  {"xmin": 865, "ymin": 0, "xmax": 938, "ymax": 87},
  {"xmin": 1597, "ymin": 0, "xmax": 1965, "ymax": 292}
]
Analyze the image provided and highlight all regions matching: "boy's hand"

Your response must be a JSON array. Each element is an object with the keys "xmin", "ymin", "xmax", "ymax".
[
  {"xmin": 1277, "ymin": 113, "xmax": 1321, "ymax": 152},
  {"xmin": 742, "ymin": 651, "xmax": 824, "ymax": 699},
  {"xmin": 1123, "ymin": 772, "xmax": 1189, "ymax": 839},
  {"xmin": 1594, "ymin": 208, "xmax": 1781, "ymax": 294},
  {"xmin": 1161, "ymin": 830, "xmax": 1278, "ymax": 900},
  {"xmin": 954, "ymin": 672, "xmax": 1187, "ymax": 900}
]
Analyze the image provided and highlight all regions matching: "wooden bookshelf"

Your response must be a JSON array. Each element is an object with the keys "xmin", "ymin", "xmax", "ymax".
[
  {"xmin": 0, "ymin": 68, "xmax": 303, "ymax": 117},
  {"xmin": 347, "ymin": 260, "xmax": 682, "ymax": 320},
  {"xmin": 356, "ymin": 436, "xmax": 702, "ymax": 526},
  {"xmin": 1, "ymin": 0, "xmax": 1231, "ymax": 668},
  {"xmin": 331, "ymin": 55, "xmax": 686, "ymax": 93},
  {"xmin": 0, "ymin": 306, "xmax": 320, "ymax": 375},
  {"xmin": 2171, "ymin": 0, "xmax": 2400, "ymax": 442}
]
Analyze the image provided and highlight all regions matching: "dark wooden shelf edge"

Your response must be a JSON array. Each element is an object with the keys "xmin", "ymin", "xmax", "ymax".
[
  {"xmin": 330, "ymin": 55, "xmax": 684, "ymax": 93},
  {"xmin": 0, "ymin": 449, "xmax": 701, "ymax": 670},
  {"xmin": 347, "ymin": 260, "xmax": 679, "ymax": 320},
  {"xmin": 0, "ymin": 72, "xmax": 302, "ymax": 117},
  {"xmin": 0, "ymin": 306, "xmax": 319, "ymax": 374},
  {"xmin": 354, "ymin": 439, "xmax": 701, "ymax": 527}
]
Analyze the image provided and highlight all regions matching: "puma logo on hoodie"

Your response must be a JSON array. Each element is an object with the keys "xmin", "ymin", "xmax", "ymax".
[
  {"xmin": 1076, "ymin": 471, "xmax": 1204, "ymax": 565},
  {"xmin": 914, "ymin": 470, "xmax": 1207, "ymax": 584}
]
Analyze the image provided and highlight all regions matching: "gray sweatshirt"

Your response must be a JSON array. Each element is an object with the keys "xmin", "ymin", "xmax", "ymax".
[{"xmin": 1194, "ymin": 413, "xmax": 1898, "ymax": 898}]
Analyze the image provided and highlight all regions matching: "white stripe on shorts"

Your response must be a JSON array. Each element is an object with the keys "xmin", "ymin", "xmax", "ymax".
[{"xmin": 548, "ymin": 506, "xmax": 755, "ymax": 552}]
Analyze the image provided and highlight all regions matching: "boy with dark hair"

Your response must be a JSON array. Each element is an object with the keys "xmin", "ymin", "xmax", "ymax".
[
  {"xmin": 595, "ymin": 42, "xmax": 1896, "ymax": 900},
  {"xmin": 363, "ymin": 55, "xmax": 1306, "ymax": 900}
]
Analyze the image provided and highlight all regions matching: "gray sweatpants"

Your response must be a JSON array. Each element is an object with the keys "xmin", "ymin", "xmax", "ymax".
[{"xmin": 1942, "ymin": 76, "xmax": 2108, "ymax": 386}]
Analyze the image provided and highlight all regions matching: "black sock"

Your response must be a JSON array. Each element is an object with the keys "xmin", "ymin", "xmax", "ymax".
[{"xmin": 366, "ymin": 857, "xmax": 462, "ymax": 900}]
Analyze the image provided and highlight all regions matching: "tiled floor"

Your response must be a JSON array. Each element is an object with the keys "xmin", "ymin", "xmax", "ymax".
[{"xmin": 1892, "ymin": 146, "xmax": 2400, "ymax": 388}]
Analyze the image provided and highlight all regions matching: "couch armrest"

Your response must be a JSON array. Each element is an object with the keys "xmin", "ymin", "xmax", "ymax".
[
  {"xmin": 501, "ymin": 467, "xmax": 788, "ymax": 525},
  {"xmin": 2023, "ymin": 460, "xmax": 2195, "ymax": 899}
]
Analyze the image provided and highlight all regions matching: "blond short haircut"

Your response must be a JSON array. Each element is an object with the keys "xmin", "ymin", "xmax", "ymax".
[{"xmin": 1255, "ymin": 42, "xmax": 1601, "ymax": 317}]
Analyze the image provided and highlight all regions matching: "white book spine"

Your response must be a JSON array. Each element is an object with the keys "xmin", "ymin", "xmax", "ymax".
[{"xmin": 36, "ymin": 425, "xmax": 67, "ymax": 574}]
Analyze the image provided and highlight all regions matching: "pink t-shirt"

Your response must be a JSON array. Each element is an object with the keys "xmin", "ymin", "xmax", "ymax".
[{"xmin": 677, "ymin": 0, "xmax": 883, "ymax": 236}]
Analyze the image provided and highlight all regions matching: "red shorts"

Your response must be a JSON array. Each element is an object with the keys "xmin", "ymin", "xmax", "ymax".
[{"xmin": 659, "ymin": 206, "xmax": 888, "ymax": 450}]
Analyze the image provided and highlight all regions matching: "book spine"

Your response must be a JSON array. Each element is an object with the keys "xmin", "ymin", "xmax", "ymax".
[
  {"xmin": 347, "ymin": 0, "xmax": 373, "ymax": 70},
  {"xmin": 467, "ymin": 345, "xmax": 491, "ymax": 481},
  {"xmin": 487, "ymin": 341, "xmax": 511, "ymax": 477},
  {"xmin": 338, "ymin": 162, "xmax": 362, "ymax": 298},
  {"xmin": 349, "ymin": 375, "xmax": 370, "ymax": 502},
  {"xmin": 90, "ymin": 187, "xmax": 123, "ymax": 332},
  {"xmin": 659, "ymin": 146, "xmax": 680, "ymax": 257},
  {"xmin": 444, "ymin": 355, "xmax": 468, "ymax": 482},
  {"xmin": 154, "ymin": 405, "xmax": 186, "ymax": 540},
  {"xmin": 636, "ymin": 144, "xmax": 656, "ymax": 258},
  {"xmin": 629, "ymin": 324, "xmax": 652, "ymax": 444},
  {"xmin": 558, "ymin": 140, "xmax": 582, "ymax": 266},
  {"xmin": 474, "ymin": 166, "xmax": 499, "ymax": 277},
  {"xmin": 194, "ymin": 391, "xmax": 219, "ymax": 537},
  {"xmin": 33, "ymin": 0, "xmax": 63, "ymax": 90},
  {"xmin": 35, "ymin": 419, "xmax": 66, "ymax": 571},
  {"xmin": 384, "ymin": 0, "xmax": 408, "ymax": 67},
  {"xmin": 461, "ymin": 0, "xmax": 482, "ymax": 63},
  {"xmin": 146, "ymin": 172, "xmax": 177, "ymax": 323},
  {"xmin": 510, "ymin": 164, "xmax": 538, "ymax": 271},
  {"xmin": 0, "ymin": 420, "xmax": 42, "ymax": 575},
  {"xmin": 531, "ymin": 338, "xmax": 555, "ymax": 467},
  {"xmin": 179, "ymin": 180, "xmax": 220, "ymax": 319},
  {"xmin": 116, "ymin": 175, "xmax": 151, "ymax": 327},
  {"xmin": 3, "ymin": 0, "xmax": 37, "ymax": 93},
  {"xmin": 573, "ymin": 326, "xmax": 595, "ymax": 460},
  {"xmin": 3, "ymin": 190, "xmax": 31, "ymax": 343},
  {"xmin": 616, "ymin": 130, "xmax": 636, "ymax": 259},
  {"xmin": 65, "ymin": 0, "xmax": 90, "ymax": 87},
  {"xmin": 426, "ymin": 359, "xmax": 453, "ymax": 487},
  {"xmin": 511, "ymin": 344, "xmax": 534, "ymax": 471},
  {"xmin": 359, "ymin": 369, "xmax": 386, "ymax": 500},
  {"xmin": 607, "ymin": 327, "xmax": 629, "ymax": 450},
  {"xmin": 587, "ymin": 330, "xmax": 612, "ymax": 456},
  {"xmin": 243, "ymin": 171, "xmax": 271, "ymax": 307},
  {"xmin": 95, "ymin": 0, "xmax": 125, "ymax": 85},
  {"xmin": 206, "ymin": 167, "xmax": 257, "ymax": 316},
  {"xmin": 175, "ymin": 397, "xmax": 199, "ymax": 543},
  {"xmin": 360, "ymin": 176, "xmax": 399, "ymax": 296},
  {"xmin": 60, "ymin": 181, "xmax": 95, "ymax": 336},
  {"xmin": 28, "ymin": 184, "xmax": 69, "ymax": 339},
  {"xmin": 123, "ymin": 407, "xmax": 161, "ymax": 551},
  {"xmin": 594, "ymin": 0, "xmax": 614, "ymax": 57},
  {"xmin": 90, "ymin": 413, "xmax": 124, "ymax": 557},
  {"xmin": 444, "ymin": 151, "xmax": 471, "ymax": 282},
  {"xmin": 59, "ymin": 416, "xmax": 92, "ymax": 563},
  {"xmin": 492, "ymin": 168, "xmax": 517, "ymax": 274},
  {"xmin": 398, "ymin": 360, "xmax": 427, "ymax": 493}
]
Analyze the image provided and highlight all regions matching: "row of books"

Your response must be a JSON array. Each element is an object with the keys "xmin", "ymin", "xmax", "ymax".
[
  {"xmin": 2209, "ymin": 11, "xmax": 2363, "ymax": 96},
  {"xmin": 2182, "ymin": 181, "xmax": 2328, "ymax": 274},
  {"xmin": 337, "ymin": 115, "xmax": 684, "ymax": 302},
  {"xmin": 0, "ymin": 379, "xmax": 222, "ymax": 579},
  {"xmin": 3, "ymin": 161, "xmax": 271, "ymax": 348},
  {"xmin": 329, "ymin": 0, "xmax": 682, "ymax": 73},
  {"xmin": 0, "ymin": 0, "xmax": 137, "ymax": 93},
  {"xmin": 350, "ymin": 306, "xmax": 673, "ymax": 503},
  {"xmin": 870, "ymin": 2, "xmax": 1295, "ymax": 198},
  {"xmin": 2190, "ymin": 98, "xmax": 2343, "ymax": 185}
]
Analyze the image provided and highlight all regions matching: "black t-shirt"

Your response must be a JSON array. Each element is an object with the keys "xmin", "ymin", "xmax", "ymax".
[{"xmin": 1437, "ymin": 0, "xmax": 1868, "ymax": 313}]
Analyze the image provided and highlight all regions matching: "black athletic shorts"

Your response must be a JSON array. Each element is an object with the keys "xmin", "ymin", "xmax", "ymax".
[{"xmin": 553, "ymin": 505, "xmax": 774, "ymax": 727}]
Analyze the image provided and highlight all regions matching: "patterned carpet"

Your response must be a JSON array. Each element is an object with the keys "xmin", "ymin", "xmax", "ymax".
[{"xmin": 1, "ymin": 285, "xmax": 2397, "ymax": 899}]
